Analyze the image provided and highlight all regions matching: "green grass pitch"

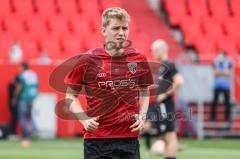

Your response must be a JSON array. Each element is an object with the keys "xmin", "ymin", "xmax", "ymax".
[{"xmin": 0, "ymin": 138, "xmax": 240, "ymax": 159}]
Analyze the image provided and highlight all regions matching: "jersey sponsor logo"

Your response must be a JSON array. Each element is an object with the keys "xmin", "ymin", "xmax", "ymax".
[
  {"xmin": 127, "ymin": 62, "xmax": 137, "ymax": 74},
  {"xmin": 97, "ymin": 73, "xmax": 106, "ymax": 77},
  {"xmin": 98, "ymin": 79, "xmax": 136, "ymax": 89}
]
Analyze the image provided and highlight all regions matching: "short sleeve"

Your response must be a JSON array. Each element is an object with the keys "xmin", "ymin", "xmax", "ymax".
[
  {"xmin": 169, "ymin": 62, "xmax": 178, "ymax": 79},
  {"xmin": 64, "ymin": 64, "xmax": 87, "ymax": 86}
]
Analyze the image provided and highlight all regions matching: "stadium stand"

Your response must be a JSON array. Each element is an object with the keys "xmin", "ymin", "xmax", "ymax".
[
  {"xmin": 0, "ymin": 0, "xmax": 155, "ymax": 63},
  {"xmin": 162, "ymin": 0, "xmax": 240, "ymax": 61},
  {"xmin": 160, "ymin": 0, "xmax": 240, "ymax": 137}
]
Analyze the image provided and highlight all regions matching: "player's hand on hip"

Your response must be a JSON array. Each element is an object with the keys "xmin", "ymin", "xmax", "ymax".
[
  {"xmin": 129, "ymin": 114, "xmax": 145, "ymax": 132},
  {"xmin": 81, "ymin": 117, "xmax": 99, "ymax": 132}
]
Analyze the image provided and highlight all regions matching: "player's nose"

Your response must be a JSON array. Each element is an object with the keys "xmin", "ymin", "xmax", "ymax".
[{"xmin": 118, "ymin": 28, "xmax": 125, "ymax": 36}]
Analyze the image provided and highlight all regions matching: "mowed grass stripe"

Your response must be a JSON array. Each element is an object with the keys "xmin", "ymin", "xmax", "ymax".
[{"xmin": 1, "ymin": 139, "xmax": 240, "ymax": 159}]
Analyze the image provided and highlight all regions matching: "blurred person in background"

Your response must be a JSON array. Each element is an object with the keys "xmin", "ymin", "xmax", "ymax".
[
  {"xmin": 8, "ymin": 41, "xmax": 23, "ymax": 64},
  {"xmin": 12, "ymin": 62, "xmax": 39, "ymax": 148},
  {"xmin": 144, "ymin": 39, "xmax": 184, "ymax": 159},
  {"xmin": 8, "ymin": 76, "xmax": 19, "ymax": 138},
  {"xmin": 211, "ymin": 51, "xmax": 233, "ymax": 122},
  {"xmin": 38, "ymin": 49, "xmax": 52, "ymax": 65}
]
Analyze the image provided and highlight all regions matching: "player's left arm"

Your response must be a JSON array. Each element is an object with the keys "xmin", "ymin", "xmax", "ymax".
[
  {"xmin": 165, "ymin": 73, "xmax": 184, "ymax": 96},
  {"xmin": 130, "ymin": 87, "xmax": 150, "ymax": 132},
  {"xmin": 157, "ymin": 73, "xmax": 184, "ymax": 102}
]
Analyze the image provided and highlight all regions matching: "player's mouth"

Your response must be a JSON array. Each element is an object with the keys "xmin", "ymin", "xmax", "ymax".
[{"xmin": 116, "ymin": 38, "xmax": 125, "ymax": 42}]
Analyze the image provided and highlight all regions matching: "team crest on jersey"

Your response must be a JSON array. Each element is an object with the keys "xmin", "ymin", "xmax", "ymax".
[{"xmin": 128, "ymin": 62, "xmax": 137, "ymax": 74}]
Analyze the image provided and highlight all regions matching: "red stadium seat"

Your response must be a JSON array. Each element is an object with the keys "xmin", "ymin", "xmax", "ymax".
[
  {"xmin": 187, "ymin": 0, "xmax": 209, "ymax": 22},
  {"xmin": 19, "ymin": 39, "xmax": 39, "ymax": 59},
  {"xmin": 61, "ymin": 38, "xmax": 84, "ymax": 57},
  {"xmin": 0, "ymin": 0, "xmax": 13, "ymax": 15},
  {"xmin": 84, "ymin": 32, "xmax": 104, "ymax": 50},
  {"xmin": 81, "ymin": 12, "xmax": 102, "ymax": 34},
  {"xmin": 201, "ymin": 17, "xmax": 224, "ymax": 40},
  {"xmin": 230, "ymin": 0, "xmax": 240, "ymax": 16},
  {"xmin": 216, "ymin": 35, "xmax": 238, "ymax": 55},
  {"xmin": 38, "ymin": 38, "xmax": 62, "ymax": 59},
  {"xmin": 208, "ymin": 0, "xmax": 230, "ymax": 23},
  {"xmin": 164, "ymin": 0, "xmax": 188, "ymax": 26},
  {"xmin": 71, "ymin": 11, "xmax": 101, "ymax": 34},
  {"xmin": 34, "ymin": 0, "xmax": 57, "ymax": 16},
  {"xmin": 70, "ymin": 16, "xmax": 92, "ymax": 36},
  {"xmin": 196, "ymin": 37, "xmax": 217, "ymax": 63},
  {"xmin": 26, "ymin": 18, "xmax": 49, "ymax": 38},
  {"xmin": 56, "ymin": 0, "xmax": 78, "ymax": 18},
  {"xmin": 12, "ymin": 0, "xmax": 34, "ymax": 18},
  {"xmin": 0, "ymin": 28, "xmax": 33, "ymax": 45},
  {"xmin": 237, "ymin": 40, "xmax": 240, "ymax": 52},
  {"xmin": 47, "ymin": 15, "xmax": 71, "ymax": 35},
  {"xmin": 3, "ymin": 15, "xmax": 27, "ymax": 36},
  {"xmin": 223, "ymin": 17, "xmax": 240, "ymax": 41},
  {"xmin": 224, "ymin": 18, "xmax": 240, "ymax": 46},
  {"xmin": 180, "ymin": 17, "xmax": 203, "ymax": 46},
  {"xmin": 195, "ymin": 36, "xmax": 217, "ymax": 55},
  {"xmin": 78, "ymin": 0, "xmax": 100, "ymax": 17},
  {"xmin": 128, "ymin": 18, "xmax": 138, "ymax": 34},
  {"xmin": 131, "ymin": 31, "xmax": 151, "ymax": 54},
  {"xmin": 0, "ymin": 36, "xmax": 13, "ymax": 60},
  {"xmin": 100, "ymin": 0, "xmax": 123, "ymax": 11}
]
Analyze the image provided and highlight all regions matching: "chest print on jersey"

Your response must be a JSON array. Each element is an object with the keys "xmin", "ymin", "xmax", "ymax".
[{"xmin": 127, "ymin": 62, "xmax": 137, "ymax": 74}]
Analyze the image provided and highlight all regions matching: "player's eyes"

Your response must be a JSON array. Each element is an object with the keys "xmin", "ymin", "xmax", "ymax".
[
  {"xmin": 112, "ymin": 27, "xmax": 120, "ymax": 30},
  {"xmin": 112, "ymin": 27, "xmax": 128, "ymax": 31}
]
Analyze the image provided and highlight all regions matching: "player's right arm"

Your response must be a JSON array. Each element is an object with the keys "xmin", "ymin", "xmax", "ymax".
[
  {"xmin": 66, "ymin": 86, "xmax": 99, "ymax": 132},
  {"xmin": 64, "ymin": 54, "xmax": 102, "ymax": 132}
]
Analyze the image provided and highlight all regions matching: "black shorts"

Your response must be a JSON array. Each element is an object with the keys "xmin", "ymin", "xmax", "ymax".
[
  {"xmin": 84, "ymin": 137, "xmax": 140, "ymax": 159},
  {"xmin": 147, "ymin": 99, "xmax": 176, "ymax": 135}
]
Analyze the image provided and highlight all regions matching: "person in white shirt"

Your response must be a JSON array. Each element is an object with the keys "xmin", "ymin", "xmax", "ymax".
[{"xmin": 9, "ymin": 41, "xmax": 23, "ymax": 64}]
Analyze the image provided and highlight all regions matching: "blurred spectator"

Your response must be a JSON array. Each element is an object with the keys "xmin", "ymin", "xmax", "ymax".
[
  {"xmin": 38, "ymin": 49, "xmax": 52, "ymax": 65},
  {"xmin": 211, "ymin": 51, "xmax": 233, "ymax": 122},
  {"xmin": 148, "ymin": 0, "xmax": 161, "ymax": 11},
  {"xmin": 8, "ymin": 76, "xmax": 19, "ymax": 137},
  {"xmin": 13, "ymin": 62, "xmax": 39, "ymax": 148},
  {"xmin": 8, "ymin": 41, "xmax": 23, "ymax": 64}
]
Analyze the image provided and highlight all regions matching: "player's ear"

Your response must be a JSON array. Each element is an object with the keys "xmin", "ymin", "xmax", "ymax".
[{"xmin": 101, "ymin": 27, "xmax": 106, "ymax": 37}]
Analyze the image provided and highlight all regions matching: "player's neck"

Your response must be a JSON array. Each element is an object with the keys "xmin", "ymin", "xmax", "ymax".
[
  {"xmin": 160, "ymin": 56, "xmax": 168, "ymax": 62},
  {"xmin": 106, "ymin": 48, "xmax": 124, "ymax": 57}
]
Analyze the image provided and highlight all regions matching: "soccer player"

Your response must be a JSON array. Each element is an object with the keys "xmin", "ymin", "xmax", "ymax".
[
  {"xmin": 13, "ymin": 62, "xmax": 39, "ymax": 147},
  {"xmin": 148, "ymin": 39, "xmax": 184, "ymax": 159},
  {"xmin": 65, "ymin": 7, "xmax": 153, "ymax": 158}
]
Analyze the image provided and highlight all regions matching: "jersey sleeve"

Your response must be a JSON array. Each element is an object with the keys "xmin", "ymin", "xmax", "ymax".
[
  {"xmin": 64, "ymin": 64, "xmax": 87, "ymax": 88},
  {"xmin": 138, "ymin": 55, "xmax": 154, "ymax": 87},
  {"xmin": 169, "ymin": 62, "xmax": 178, "ymax": 79}
]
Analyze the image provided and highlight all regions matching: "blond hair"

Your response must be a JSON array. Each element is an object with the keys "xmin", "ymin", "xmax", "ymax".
[{"xmin": 102, "ymin": 7, "xmax": 130, "ymax": 28}]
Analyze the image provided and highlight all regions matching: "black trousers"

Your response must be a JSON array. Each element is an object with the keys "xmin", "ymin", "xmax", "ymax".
[
  {"xmin": 9, "ymin": 104, "xmax": 18, "ymax": 135},
  {"xmin": 211, "ymin": 88, "xmax": 231, "ymax": 121}
]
